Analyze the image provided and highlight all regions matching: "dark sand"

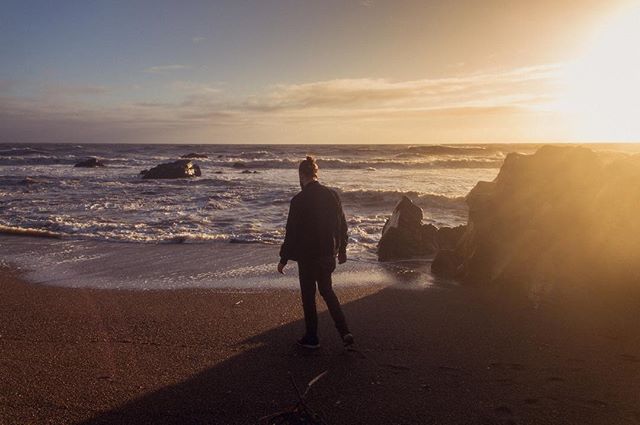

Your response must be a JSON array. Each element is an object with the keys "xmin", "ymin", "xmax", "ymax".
[{"xmin": 1, "ymin": 266, "xmax": 640, "ymax": 425}]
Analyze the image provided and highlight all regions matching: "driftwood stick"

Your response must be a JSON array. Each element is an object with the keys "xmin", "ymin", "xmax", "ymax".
[{"xmin": 302, "ymin": 370, "xmax": 328, "ymax": 399}]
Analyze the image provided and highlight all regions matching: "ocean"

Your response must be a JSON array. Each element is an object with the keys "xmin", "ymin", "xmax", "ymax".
[
  {"xmin": 0, "ymin": 143, "xmax": 512, "ymax": 250},
  {"xmin": 0, "ymin": 142, "xmax": 542, "ymax": 289}
]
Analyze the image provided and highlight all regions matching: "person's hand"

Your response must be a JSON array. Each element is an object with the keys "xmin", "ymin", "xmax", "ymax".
[
  {"xmin": 277, "ymin": 262, "xmax": 286, "ymax": 274},
  {"xmin": 338, "ymin": 252, "xmax": 347, "ymax": 264}
]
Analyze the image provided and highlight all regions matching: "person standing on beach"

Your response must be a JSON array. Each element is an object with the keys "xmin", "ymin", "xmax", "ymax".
[{"xmin": 278, "ymin": 156, "xmax": 354, "ymax": 349}]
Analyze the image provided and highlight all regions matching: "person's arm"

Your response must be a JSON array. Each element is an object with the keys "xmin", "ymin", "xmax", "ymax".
[
  {"xmin": 279, "ymin": 197, "xmax": 300, "ymax": 269},
  {"xmin": 336, "ymin": 193, "xmax": 348, "ymax": 263}
]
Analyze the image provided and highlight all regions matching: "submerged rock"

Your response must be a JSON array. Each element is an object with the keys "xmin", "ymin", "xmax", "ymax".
[
  {"xmin": 181, "ymin": 152, "xmax": 209, "ymax": 159},
  {"xmin": 74, "ymin": 157, "xmax": 105, "ymax": 168},
  {"xmin": 21, "ymin": 177, "xmax": 42, "ymax": 185},
  {"xmin": 141, "ymin": 160, "xmax": 202, "ymax": 179}
]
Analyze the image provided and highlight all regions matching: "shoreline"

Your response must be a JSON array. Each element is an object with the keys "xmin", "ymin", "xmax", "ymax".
[
  {"xmin": 2, "ymin": 264, "xmax": 640, "ymax": 424},
  {"xmin": 0, "ymin": 235, "xmax": 439, "ymax": 291}
]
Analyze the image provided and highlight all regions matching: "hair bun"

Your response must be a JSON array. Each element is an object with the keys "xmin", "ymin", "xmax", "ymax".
[{"xmin": 299, "ymin": 156, "xmax": 319, "ymax": 177}]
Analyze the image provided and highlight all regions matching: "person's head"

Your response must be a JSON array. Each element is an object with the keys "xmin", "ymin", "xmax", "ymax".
[{"xmin": 298, "ymin": 156, "xmax": 318, "ymax": 188}]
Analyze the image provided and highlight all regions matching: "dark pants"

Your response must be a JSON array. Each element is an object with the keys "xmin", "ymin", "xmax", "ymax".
[{"xmin": 298, "ymin": 256, "xmax": 349, "ymax": 338}]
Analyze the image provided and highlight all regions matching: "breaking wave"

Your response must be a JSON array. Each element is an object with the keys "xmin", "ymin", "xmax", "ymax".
[
  {"xmin": 0, "ymin": 224, "xmax": 63, "ymax": 239},
  {"xmin": 0, "ymin": 142, "xmax": 501, "ymax": 251},
  {"xmin": 215, "ymin": 157, "xmax": 503, "ymax": 170},
  {"xmin": 338, "ymin": 189, "xmax": 466, "ymax": 210}
]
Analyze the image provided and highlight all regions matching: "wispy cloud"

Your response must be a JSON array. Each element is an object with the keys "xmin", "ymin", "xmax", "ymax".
[
  {"xmin": 170, "ymin": 80, "xmax": 222, "ymax": 95},
  {"xmin": 0, "ymin": 65, "xmax": 564, "ymax": 143},
  {"xmin": 245, "ymin": 65, "xmax": 559, "ymax": 113},
  {"xmin": 42, "ymin": 83, "xmax": 110, "ymax": 97},
  {"xmin": 144, "ymin": 64, "xmax": 191, "ymax": 74},
  {"xmin": 192, "ymin": 36, "xmax": 206, "ymax": 44}
]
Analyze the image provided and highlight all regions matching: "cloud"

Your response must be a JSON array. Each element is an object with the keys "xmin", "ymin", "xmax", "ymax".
[
  {"xmin": 170, "ymin": 80, "xmax": 222, "ymax": 95},
  {"xmin": 245, "ymin": 65, "xmax": 559, "ymax": 113},
  {"xmin": 192, "ymin": 36, "xmax": 206, "ymax": 44},
  {"xmin": 144, "ymin": 64, "xmax": 191, "ymax": 74},
  {"xmin": 42, "ymin": 83, "xmax": 110, "ymax": 97},
  {"xmin": 0, "ymin": 64, "xmax": 566, "ymax": 143}
]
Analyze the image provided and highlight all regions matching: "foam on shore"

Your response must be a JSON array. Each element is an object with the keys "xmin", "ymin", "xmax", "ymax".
[{"xmin": 0, "ymin": 235, "xmax": 438, "ymax": 290}]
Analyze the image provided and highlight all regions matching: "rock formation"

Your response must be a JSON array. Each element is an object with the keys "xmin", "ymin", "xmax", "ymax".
[
  {"xmin": 141, "ymin": 160, "xmax": 202, "ymax": 179},
  {"xmin": 432, "ymin": 145, "xmax": 640, "ymax": 289},
  {"xmin": 377, "ymin": 196, "xmax": 465, "ymax": 261},
  {"xmin": 74, "ymin": 157, "xmax": 105, "ymax": 167}
]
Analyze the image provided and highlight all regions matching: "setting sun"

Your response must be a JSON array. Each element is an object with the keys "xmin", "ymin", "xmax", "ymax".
[{"xmin": 555, "ymin": 3, "xmax": 640, "ymax": 141}]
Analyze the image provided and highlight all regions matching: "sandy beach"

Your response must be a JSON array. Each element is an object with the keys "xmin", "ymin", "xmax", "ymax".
[
  {"xmin": 3, "ymin": 0, "xmax": 640, "ymax": 421},
  {"xmin": 1, "ymin": 260, "xmax": 639, "ymax": 425}
]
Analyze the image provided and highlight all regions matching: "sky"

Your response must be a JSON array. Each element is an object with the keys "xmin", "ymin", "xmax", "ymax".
[{"xmin": 1, "ymin": 0, "xmax": 639, "ymax": 144}]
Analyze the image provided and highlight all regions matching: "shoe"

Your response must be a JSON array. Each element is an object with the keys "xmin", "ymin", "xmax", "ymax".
[
  {"xmin": 342, "ymin": 333, "xmax": 355, "ymax": 347},
  {"xmin": 297, "ymin": 335, "xmax": 320, "ymax": 349}
]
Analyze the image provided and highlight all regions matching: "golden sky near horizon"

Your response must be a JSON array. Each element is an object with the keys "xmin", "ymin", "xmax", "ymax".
[{"xmin": 1, "ymin": 0, "xmax": 639, "ymax": 143}]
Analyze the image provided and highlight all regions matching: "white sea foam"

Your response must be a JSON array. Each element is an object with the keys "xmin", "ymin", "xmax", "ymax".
[
  {"xmin": 0, "ymin": 236, "xmax": 431, "ymax": 290},
  {"xmin": 0, "ymin": 143, "xmax": 508, "ymax": 255}
]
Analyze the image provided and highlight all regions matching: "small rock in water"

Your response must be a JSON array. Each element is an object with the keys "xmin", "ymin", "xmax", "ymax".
[
  {"xmin": 180, "ymin": 152, "xmax": 208, "ymax": 159},
  {"xmin": 193, "ymin": 163, "xmax": 202, "ymax": 177},
  {"xmin": 140, "ymin": 160, "xmax": 202, "ymax": 179},
  {"xmin": 378, "ymin": 197, "xmax": 467, "ymax": 262},
  {"xmin": 74, "ymin": 157, "xmax": 105, "ymax": 168},
  {"xmin": 377, "ymin": 196, "xmax": 435, "ymax": 261},
  {"xmin": 21, "ymin": 177, "xmax": 41, "ymax": 184}
]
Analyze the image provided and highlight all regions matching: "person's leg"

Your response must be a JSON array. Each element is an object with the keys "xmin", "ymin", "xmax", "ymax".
[
  {"xmin": 316, "ymin": 256, "xmax": 350, "ymax": 337},
  {"xmin": 297, "ymin": 260, "xmax": 319, "ymax": 339}
]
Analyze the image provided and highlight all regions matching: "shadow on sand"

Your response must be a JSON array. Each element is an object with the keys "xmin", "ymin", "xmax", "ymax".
[{"xmin": 78, "ymin": 275, "xmax": 640, "ymax": 425}]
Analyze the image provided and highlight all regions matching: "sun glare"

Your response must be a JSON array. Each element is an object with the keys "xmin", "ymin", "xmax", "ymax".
[{"xmin": 555, "ymin": 4, "xmax": 640, "ymax": 141}]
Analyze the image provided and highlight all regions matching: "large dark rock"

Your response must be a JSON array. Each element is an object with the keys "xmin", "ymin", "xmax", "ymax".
[
  {"xmin": 141, "ymin": 160, "xmax": 202, "ymax": 179},
  {"xmin": 431, "ymin": 249, "xmax": 463, "ymax": 277},
  {"xmin": 436, "ymin": 225, "xmax": 466, "ymax": 250},
  {"xmin": 430, "ymin": 225, "xmax": 467, "ymax": 277},
  {"xmin": 378, "ymin": 197, "xmax": 467, "ymax": 261},
  {"xmin": 74, "ymin": 157, "xmax": 105, "ymax": 168},
  {"xmin": 181, "ymin": 152, "xmax": 209, "ymax": 159},
  {"xmin": 437, "ymin": 145, "xmax": 640, "ymax": 289},
  {"xmin": 378, "ymin": 196, "xmax": 434, "ymax": 261},
  {"xmin": 192, "ymin": 164, "xmax": 202, "ymax": 177}
]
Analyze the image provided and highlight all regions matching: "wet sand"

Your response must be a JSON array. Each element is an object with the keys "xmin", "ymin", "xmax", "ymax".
[{"xmin": 1, "ymin": 265, "xmax": 640, "ymax": 424}]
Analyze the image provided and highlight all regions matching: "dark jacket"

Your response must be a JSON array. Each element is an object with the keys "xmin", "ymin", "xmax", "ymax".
[{"xmin": 279, "ymin": 181, "xmax": 348, "ymax": 265}]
